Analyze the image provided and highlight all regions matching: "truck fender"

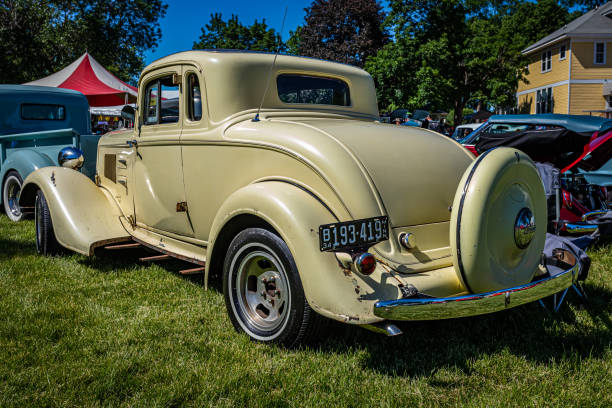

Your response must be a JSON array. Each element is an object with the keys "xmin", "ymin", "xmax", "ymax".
[
  {"xmin": 0, "ymin": 149, "xmax": 55, "ymax": 205},
  {"xmin": 19, "ymin": 167, "xmax": 130, "ymax": 255},
  {"xmin": 207, "ymin": 181, "xmax": 393, "ymax": 324}
]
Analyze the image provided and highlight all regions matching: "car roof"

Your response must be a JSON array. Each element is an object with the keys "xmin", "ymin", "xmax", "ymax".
[
  {"xmin": 0, "ymin": 84, "xmax": 85, "ymax": 97},
  {"xmin": 487, "ymin": 114, "xmax": 612, "ymax": 134}
]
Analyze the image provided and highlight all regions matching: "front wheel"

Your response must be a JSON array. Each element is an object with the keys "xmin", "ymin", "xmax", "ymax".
[
  {"xmin": 35, "ymin": 190, "xmax": 61, "ymax": 255},
  {"xmin": 223, "ymin": 228, "xmax": 325, "ymax": 347},
  {"xmin": 3, "ymin": 171, "xmax": 24, "ymax": 222}
]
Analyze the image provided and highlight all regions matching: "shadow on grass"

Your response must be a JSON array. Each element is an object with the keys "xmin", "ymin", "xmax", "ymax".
[
  {"xmin": 77, "ymin": 246, "xmax": 206, "ymax": 285},
  {"xmin": 313, "ymin": 282, "xmax": 612, "ymax": 378},
  {"xmin": 0, "ymin": 238, "xmax": 37, "ymax": 259},
  {"xmin": 3, "ymin": 228, "xmax": 610, "ymax": 378}
]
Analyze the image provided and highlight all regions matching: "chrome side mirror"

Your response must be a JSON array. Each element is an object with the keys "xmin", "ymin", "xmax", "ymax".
[
  {"xmin": 58, "ymin": 147, "xmax": 84, "ymax": 170},
  {"xmin": 121, "ymin": 104, "xmax": 136, "ymax": 122}
]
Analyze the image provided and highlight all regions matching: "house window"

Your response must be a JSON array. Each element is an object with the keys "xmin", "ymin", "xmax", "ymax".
[
  {"xmin": 560, "ymin": 44, "xmax": 566, "ymax": 60},
  {"xmin": 541, "ymin": 50, "xmax": 552, "ymax": 72},
  {"xmin": 536, "ymin": 87, "xmax": 553, "ymax": 113},
  {"xmin": 595, "ymin": 42, "xmax": 606, "ymax": 64}
]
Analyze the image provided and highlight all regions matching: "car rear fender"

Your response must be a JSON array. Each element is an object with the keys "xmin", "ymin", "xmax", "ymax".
[
  {"xmin": 0, "ymin": 149, "xmax": 54, "ymax": 205},
  {"xmin": 19, "ymin": 167, "xmax": 130, "ymax": 255},
  {"xmin": 207, "ymin": 181, "xmax": 397, "ymax": 324}
]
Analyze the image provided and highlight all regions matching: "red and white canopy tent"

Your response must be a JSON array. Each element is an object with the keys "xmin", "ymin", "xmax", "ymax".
[{"xmin": 25, "ymin": 52, "xmax": 138, "ymax": 107}]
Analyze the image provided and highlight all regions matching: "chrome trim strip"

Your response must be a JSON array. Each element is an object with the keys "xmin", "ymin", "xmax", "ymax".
[
  {"xmin": 564, "ymin": 222, "xmax": 598, "ymax": 234},
  {"xmin": 581, "ymin": 210, "xmax": 607, "ymax": 222},
  {"xmin": 373, "ymin": 264, "xmax": 578, "ymax": 321}
]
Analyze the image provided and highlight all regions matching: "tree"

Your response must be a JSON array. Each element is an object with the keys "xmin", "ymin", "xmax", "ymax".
[
  {"xmin": 294, "ymin": 0, "xmax": 388, "ymax": 67},
  {"xmin": 0, "ymin": 0, "xmax": 167, "ymax": 84},
  {"xmin": 193, "ymin": 13, "xmax": 284, "ymax": 52},
  {"xmin": 368, "ymin": 0, "xmax": 576, "ymax": 124}
]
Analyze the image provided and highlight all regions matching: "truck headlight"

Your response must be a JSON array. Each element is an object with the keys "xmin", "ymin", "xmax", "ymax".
[{"xmin": 58, "ymin": 147, "xmax": 84, "ymax": 170}]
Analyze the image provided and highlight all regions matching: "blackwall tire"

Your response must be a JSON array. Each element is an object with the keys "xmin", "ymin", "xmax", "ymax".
[
  {"xmin": 223, "ymin": 227, "xmax": 325, "ymax": 347},
  {"xmin": 3, "ymin": 171, "xmax": 24, "ymax": 222},
  {"xmin": 450, "ymin": 148, "xmax": 547, "ymax": 293},
  {"xmin": 35, "ymin": 190, "xmax": 61, "ymax": 256}
]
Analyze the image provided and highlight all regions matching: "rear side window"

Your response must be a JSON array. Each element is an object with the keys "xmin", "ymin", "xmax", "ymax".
[
  {"xmin": 187, "ymin": 73, "xmax": 202, "ymax": 121},
  {"xmin": 21, "ymin": 104, "xmax": 65, "ymax": 120},
  {"xmin": 277, "ymin": 75, "xmax": 350, "ymax": 106}
]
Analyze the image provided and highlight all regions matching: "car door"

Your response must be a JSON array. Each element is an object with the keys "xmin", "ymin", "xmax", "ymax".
[{"xmin": 132, "ymin": 68, "xmax": 194, "ymax": 237}]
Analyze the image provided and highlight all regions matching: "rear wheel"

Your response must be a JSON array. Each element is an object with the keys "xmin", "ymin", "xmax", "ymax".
[
  {"xmin": 223, "ymin": 228, "xmax": 325, "ymax": 347},
  {"xmin": 3, "ymin": 171, "xmax": 24, "ymax": 222},
  {"xmin": 35, "ymin": 190, "xmax": 61, "ymax": 255}
]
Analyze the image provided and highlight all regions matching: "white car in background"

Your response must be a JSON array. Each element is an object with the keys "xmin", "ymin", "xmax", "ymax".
[{"xmin": 451, "ymin": 123, "xmax": 482, "ymax": 140}]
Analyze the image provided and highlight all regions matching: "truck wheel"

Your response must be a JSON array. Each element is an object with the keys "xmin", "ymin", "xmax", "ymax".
[
  {"xmin": 3, "ymin": 171, "xmax": 24, "ymax": 222},
  {"xmin": 223, "ymin": 228, "xmax": 325, "ymax": 347},
  {"xmin": 35, "ymin": 190, "xmax": 61, "ymax": 255}
]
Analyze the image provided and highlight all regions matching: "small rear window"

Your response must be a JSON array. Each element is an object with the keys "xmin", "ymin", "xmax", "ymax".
[
  {"xmin": 21, "ymin": 104, "xmax": 65, "ymax": 120},
  {"xmin": 277, "ymin": 75, "xmax": 350, "ymax": 106}
]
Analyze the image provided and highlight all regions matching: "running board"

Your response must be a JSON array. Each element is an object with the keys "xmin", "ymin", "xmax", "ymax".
[
  {"xmin": 139, "ymin": 254, "xmax": 171, "ymax": 262},
  {"xmin": 104, "ymin": 242, "xmax": 141, "ymax": 250},
  {"xmin": 179, "ymin": 267, "xmax": 205, "ymax": 275}
]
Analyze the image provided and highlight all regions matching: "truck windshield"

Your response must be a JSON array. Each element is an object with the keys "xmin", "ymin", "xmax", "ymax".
[
  {"xmin": 21, "ymin": 104, "xmax": 65, "ymax": 121},
  {"xmin": 277, "ymin": 75, "xmax": 350, "ymax": 106}
]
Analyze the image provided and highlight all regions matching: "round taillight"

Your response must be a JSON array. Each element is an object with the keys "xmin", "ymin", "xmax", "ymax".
[{"xmin": 354, "ymin": 252, "xmax": 376, "ymax": 275}]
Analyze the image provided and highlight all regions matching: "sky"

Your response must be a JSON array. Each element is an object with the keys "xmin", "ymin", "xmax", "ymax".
[{"xmin": 144, "ymin": 0, "xmax": 315, "ymax": 65}]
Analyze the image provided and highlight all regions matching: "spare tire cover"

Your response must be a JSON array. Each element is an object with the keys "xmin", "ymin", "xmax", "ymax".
[{"xmin": 450, "ymin": 148, "xmax": 547, "ymax": 294}]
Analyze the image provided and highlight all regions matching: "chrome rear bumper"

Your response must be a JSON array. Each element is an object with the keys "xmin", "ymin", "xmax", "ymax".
[{"xmin": 373, "ymin": 264, "xmax": 579, "ymax": 321}]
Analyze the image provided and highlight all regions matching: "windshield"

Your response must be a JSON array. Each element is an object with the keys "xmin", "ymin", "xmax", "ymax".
[{"xmin": 458, "ymin": 122, "xmax": 563, "ymax": 145}]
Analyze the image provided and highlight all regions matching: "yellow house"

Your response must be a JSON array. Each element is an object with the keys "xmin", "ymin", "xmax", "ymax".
[{"xmin": 517, "ymin": 2, "xmax": 612, "ymax": 118}]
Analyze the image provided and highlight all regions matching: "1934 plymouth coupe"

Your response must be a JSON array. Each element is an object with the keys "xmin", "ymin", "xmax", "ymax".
[{"xmin": 19, "ymin": 51, "xmax": 584, "ymax": 346}]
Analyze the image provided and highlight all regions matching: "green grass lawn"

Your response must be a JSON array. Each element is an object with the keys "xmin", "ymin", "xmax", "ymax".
[{"xmin": 0, "ymin": 215, "xmax": 611, "ymax": 407}]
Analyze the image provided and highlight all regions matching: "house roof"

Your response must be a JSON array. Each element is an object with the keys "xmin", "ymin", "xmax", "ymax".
[{"xmin": 523, "ymin": 2, "xmax": 612, "ymax": 54}]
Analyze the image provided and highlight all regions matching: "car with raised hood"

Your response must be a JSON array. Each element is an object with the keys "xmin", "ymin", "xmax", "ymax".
[
  {"xmin": 0, "ymin": 85, "xmax": 99, "ymax": 221},
  {"xmin": 20, "ymin": 51, "xmax": 586, "ymax": 347},
  {"xmin": 464, "ymin": 114, "xmax": 612, "ymax": 234}
]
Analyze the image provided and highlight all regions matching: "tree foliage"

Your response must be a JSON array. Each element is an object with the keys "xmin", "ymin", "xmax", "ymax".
[
  {"xmin": 0, "ymin": 0, "xmax": 167, "ymax": 84},
  {"xmin": 292, "ymin": 0, "xmax": 389, "ymax": 67},
  {"xmin": 367, "ymin": 0, "xmax": 577, "ymax": 124},
  {"xmin": 193, "ymin": 13, "xmax": 284, "ymax": 52}
]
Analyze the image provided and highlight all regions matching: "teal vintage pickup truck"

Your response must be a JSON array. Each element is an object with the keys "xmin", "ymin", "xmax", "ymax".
[{"xmin": 0, "ymin": 85, "xmax": 100, "ymax": 221}]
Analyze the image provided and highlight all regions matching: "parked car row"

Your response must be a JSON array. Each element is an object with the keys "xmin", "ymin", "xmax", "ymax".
[
  {"xmin": 5, "ymin": 52, "xmax": 594, "ymax": 347},
  {"xmin": 457, "ymin": 114, "xmax": 612, "ymax": 235}
]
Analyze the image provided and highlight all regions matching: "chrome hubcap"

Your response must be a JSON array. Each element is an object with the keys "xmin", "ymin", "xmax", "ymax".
[
  {"xmin": 514, "ymin": 207, "xmax": 536, "ymax": 249},
  {"xmin": 6, "ymin": 177, "xmax": 22, "ymax": 218},
  {"xmin": 235, "ymin": 250, "xmax": 289, "ymax": 332}
]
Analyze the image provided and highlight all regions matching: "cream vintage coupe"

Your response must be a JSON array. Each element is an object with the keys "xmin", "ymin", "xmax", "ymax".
[{"xmin": 20, "ymin": 51, "xmax": 582, "ymax": 346}]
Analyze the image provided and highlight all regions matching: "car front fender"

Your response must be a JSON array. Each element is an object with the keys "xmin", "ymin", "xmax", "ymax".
[
  {"xmin": 19, "ymin": 167, "xmax": 130, "ymax": 255},
  {"xmin": 207, "ymin": 181, "xmax": 399, "ymax": 324},
  {"xmin": 0, "ymin": 149, "xmax": 55, "ymax": 205}
]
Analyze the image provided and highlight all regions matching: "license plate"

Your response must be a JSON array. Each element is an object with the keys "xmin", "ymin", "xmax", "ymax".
[{"xmin": 319, "ymin": 216, "xmax": 389, "ymax": 252}]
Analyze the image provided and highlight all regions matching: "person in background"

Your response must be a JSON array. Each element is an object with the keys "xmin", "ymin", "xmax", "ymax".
[
  {"xmin": 393, "ymin": 118, "xmax": 402, "ymax": 125},
  {"xmin": 421, "ymin": 115, "xmax": 431, "ymax": 129}
]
